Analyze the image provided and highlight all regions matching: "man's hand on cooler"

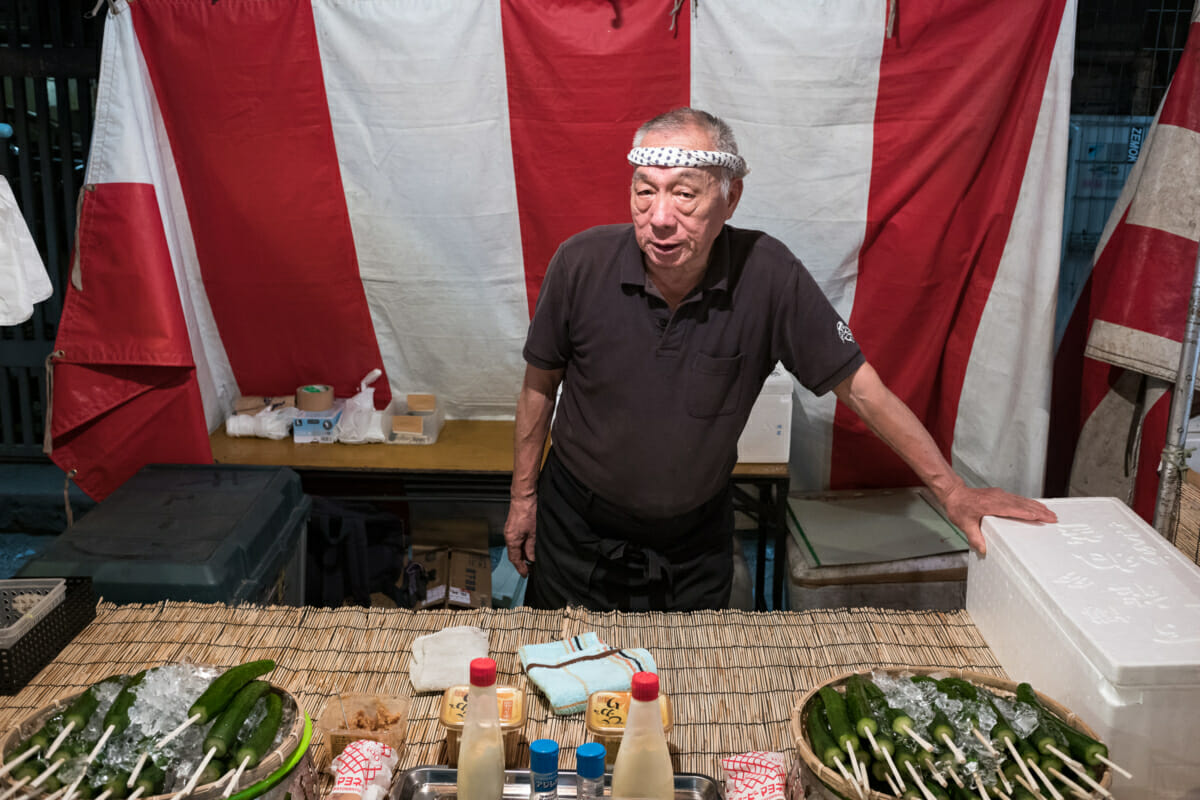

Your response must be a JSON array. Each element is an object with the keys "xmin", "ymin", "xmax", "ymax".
[
  {"xmin": 939, "ymin": 484, "xmax": 1058, "ymax": 556},
  {"xmin": 330, "ymin": 740, "xmax": 398, "ymax": 800},
  {"xmin": 504, "ymin": 495, "xmax": 538, "ymax": 576}
]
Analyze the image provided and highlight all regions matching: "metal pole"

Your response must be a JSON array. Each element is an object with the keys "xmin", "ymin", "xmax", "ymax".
[{"xmin": 1153, "ymin": 245, "xmax": 1200, "ymax": 540}]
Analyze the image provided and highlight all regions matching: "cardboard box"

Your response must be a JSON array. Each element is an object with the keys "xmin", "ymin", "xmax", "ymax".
[
  {"xmin": 410, "ymin": 546, "xmax": 448, "ymax": 609},
  {"xmin": 293, "ymin": 402, "xmax": 344, "ymax": 444},
  {"xmin": 412, "ymin": 518, "xmax": 489, "ymax": 551},
  {"xmin": 737, "ymin": 363, "xmax": 792, "ymax": 463},
  {"xmin": 448, "ymin": 548, "xmax": 491, "ymax": 609},
  {"xmin": 967, "ymin": 497, "xmax": 1200, "ymax": 800}
]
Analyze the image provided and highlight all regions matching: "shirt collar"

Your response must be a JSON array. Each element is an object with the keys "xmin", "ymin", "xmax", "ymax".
[{"xmin": 619, "ymin": 225, "xmax": 732, "ymax": 298}]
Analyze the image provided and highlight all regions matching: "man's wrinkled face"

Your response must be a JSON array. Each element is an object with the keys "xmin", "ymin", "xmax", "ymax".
[{"xmin": 631, "ymin": 124, "xmax": 742, "ymax": 278}]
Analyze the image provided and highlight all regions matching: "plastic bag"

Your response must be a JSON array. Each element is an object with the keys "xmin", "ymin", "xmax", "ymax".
[
  {"xmin": 225, "ymin": 404, "xmax": 298, "ymax": 439},
  {"xmin": 337, "ymin": 368, "xmax": 387, "ymax": 443},
  {"xmin": 330, "ymin": 739, "xmax": 398, "ymax": 800}
]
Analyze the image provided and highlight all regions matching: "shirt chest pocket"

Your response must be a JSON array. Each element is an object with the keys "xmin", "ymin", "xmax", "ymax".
[{"xmin": 686, "ymin": 352, "xmax": 743, "ymax": 418}]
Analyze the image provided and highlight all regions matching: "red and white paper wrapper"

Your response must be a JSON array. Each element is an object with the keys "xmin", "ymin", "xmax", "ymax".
[
  {"xmin": 721, "ymin": 752, "xmax": 789, "ymax": 800},
  {"xmin": 330, "ymin": 740, "xmax": 397, "ymax": 799}
]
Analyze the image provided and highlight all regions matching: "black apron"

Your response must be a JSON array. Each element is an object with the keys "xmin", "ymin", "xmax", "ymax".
[{"xmin": 525, "ymin": 448, "xmax": 733, "ymax": 611}]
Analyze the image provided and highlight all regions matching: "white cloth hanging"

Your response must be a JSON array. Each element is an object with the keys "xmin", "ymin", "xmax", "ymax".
[{"xmin": 0, "ymin": 175, "xmax": 51, "ymax": 326}]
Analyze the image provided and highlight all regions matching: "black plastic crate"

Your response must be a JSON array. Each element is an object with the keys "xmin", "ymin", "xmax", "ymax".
[
  {"xmin": 21, "ymin": 465, "xmax": 309, "ymax": 605},
  {"xmin": 0, "ymin": 577, "xmax": 95, "ymax": 695}
]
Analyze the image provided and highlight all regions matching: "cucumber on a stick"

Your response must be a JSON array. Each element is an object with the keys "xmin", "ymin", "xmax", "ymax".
[
  {"xmin": 1017, "ymin": 682, "xmax": 1129, "ymax": 781},
  {"xmin": 929, "ymin": 708, "xmax": 967, "ymax": 764},
  {"xmin": 178, "ymin": 678, "xmax": 268, "ymax": 800},
  {"xmin": 882, "ymin": 699, "xmax": 936, "ymax": 752},
  {"xmin": 131, "ymin": 761, "xmax": 165, "ymax": 800},
  {"xmin": 1039, "ymin": 755, "xmax": 1091, "ymax": 799},
  {"xmin": 99, "ymin": 771, "xmax": 131, "ymax": 800},
  {"xmin": 155, "ymin": 659, "xmax": 275, "ymax": 750},
  {"xmin": 862, "ymin": 701, "xmax": 905, "ymax": 791},
  {"xmin": 934, "ymin": 749, "xmax": 964, "ymax": 789},
  {"xmin": 817, "ymin": 686, "xmax": 866, "ymax": 795},
  {"xmin": 917, "ymin": 746, "xmax": 948, "ymax": 789},
  {"xmin": 89, "ymin": 671, "xmax": 149, "ymax": 764},
  {"xmin": 203, "ymin": 681, "xmax": 271, "ymax": 760},
  {"xmin": 902, "ymin": 758, "xmax": 937, "ymax": 800},
  {"xmin": 224, "ymin": 692, "xmax": 283, "ymax": 799},
  {"xmin": 1027, "ymin": 757, "xmax": 1065, "ymax": 800},
  {"xmin": 806, "ymin": 696, "xmax": 865, "ymax": 800},
  {"xmin": 0, "ymin": 734, "xmax": 42, "ymax": 779},
  {"xmin": 48, "ymin": 675, "xmax": 125, "ymax": 761}
]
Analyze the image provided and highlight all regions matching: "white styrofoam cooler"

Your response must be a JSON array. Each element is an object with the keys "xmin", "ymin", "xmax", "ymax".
[
  {"xmin": 737, "ymin": 364, "xmax": 793, "ymax": 463},
  {"xmin": 967, "ymin": 497, "xmax": 1200, "ymax": 800}
]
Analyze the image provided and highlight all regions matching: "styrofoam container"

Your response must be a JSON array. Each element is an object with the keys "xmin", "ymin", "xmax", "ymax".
[
  {"xmin": 967, "ymin": 497, "xmax": 1200, "ymax": 800},
  {"xmin": 737, "ymin": 364, "xmax": 793, "ymax": 463}
]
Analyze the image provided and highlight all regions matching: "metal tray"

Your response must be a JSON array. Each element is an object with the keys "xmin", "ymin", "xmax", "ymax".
[{"xmin": 393, "ymin": 767, "xmax": 723, "ymax": 800}]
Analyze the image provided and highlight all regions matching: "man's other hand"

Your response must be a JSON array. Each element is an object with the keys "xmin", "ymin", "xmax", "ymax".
[
  {"xmin": 940, "ymin": 485, "xmax": 1058, "ymax": 556},
  {"xmin": 504, "ymin": 495, "xmax": 538, "ymax": 576}
]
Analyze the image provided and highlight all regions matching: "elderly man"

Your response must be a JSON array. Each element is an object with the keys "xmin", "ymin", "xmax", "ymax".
[{"xmin": 504, "ymin": 107, "xmax": 1055, "ymax": 611}]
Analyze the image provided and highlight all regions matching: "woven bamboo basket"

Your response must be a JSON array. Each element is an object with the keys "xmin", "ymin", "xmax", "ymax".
[
  {"xmin": 0, "ymin": 675, "xmax": 306, "ymax": 800},
  {"xmin": 789, "ymin": 667, "xmax": 1113, "ymax": 800}
]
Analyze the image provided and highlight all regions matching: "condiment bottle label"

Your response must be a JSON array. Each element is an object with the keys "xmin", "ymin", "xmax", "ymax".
[
  {"xmin": 444, "ymin": 685, "xmax": 521, "ymax": 725},
  {"xmin": 586, "ymin": 691, "xmax": 670, "ymax": 732}
]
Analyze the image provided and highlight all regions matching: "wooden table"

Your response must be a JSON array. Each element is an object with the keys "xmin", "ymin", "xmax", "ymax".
[{"xmin": 210, "ymin": 421, "xmax": 791, "ymax": 609}]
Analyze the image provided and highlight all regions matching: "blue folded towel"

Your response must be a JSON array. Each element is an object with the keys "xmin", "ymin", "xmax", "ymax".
[{"xmin": 518, "ymin": 632, "xmax": 657, "ymax": 716}]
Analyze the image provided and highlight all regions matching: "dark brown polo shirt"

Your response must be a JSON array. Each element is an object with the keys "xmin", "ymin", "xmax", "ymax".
[{"xmin": 523, "ymin": 223, "xmax": 864, "ymax": 517}]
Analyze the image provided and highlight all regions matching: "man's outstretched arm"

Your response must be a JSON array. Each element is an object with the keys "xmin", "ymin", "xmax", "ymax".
[{"xmin": 832, "ymin": 362, "xmax": 1056, "ymax": 554}]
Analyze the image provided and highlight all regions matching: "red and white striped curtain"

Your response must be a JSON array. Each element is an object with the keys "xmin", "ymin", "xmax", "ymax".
[{"xmin": 46, "ymin": 0, "xmax": 1074, "ymax": 501}]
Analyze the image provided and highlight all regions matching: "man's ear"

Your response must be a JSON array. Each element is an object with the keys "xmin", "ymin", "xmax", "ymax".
[{"xmin": 725, "ymin": 178, "xmax": 744, "ymax": 218}]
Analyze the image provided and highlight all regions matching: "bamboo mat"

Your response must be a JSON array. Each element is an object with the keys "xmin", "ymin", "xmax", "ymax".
[
  {"xmin": 1174, "ymin": 477, "xmax": 1200, "ymax": 567},
  {"xmin": 0, "ymin": 602, "xmax": 1004, "ymax": 786}
]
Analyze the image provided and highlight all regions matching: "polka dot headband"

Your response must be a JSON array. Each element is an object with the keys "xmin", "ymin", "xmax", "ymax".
[{"xmin": 628, "ymin": 146, "xmax": 749, "ymax": 178}]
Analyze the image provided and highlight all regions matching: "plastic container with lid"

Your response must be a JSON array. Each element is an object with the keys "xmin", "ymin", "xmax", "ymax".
[
  {"xmin": 438, "ymin": 681, "xmax": 527, "ymax": 767},
  {"xmin": 967, "ymin": 497, "xmax": 1200, "ymax": 800},
  {"xmin": 529, "ymin": 739, "xmax": 559, "ymax": 800},
  {"xmin": 584, "ymin": 685, "xmax": 673, "ymax": 768},
  {"xmin": 317, "ymin": 692, "xmax": 409, "ymax": 760},
  {"xmin": 574, "ymin": 742, "xmax": 606, "ymax": 799}
]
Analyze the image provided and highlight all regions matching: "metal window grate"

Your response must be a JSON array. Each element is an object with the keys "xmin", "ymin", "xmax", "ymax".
[
  {"xmin": 1056, "ymin": 0, "xmax": 1194, "ymax": 342},
  {"xmin": 1074, "ymin": 0, "xmax": 1196, "ymax": 116},
  {"xmin": 0, "ymin": 1, "xmax": 104, "ymax": 459}
]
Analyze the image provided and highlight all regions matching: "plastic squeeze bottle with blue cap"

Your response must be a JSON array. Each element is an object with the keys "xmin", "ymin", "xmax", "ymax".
[
  {"xmin": 529, "ymin": 739, "xmax": 559, "ymax": 800},
  {"xmin": 456, "ymin": 657, "xmax": 505, "ymax": 800},
  {"xmin": 611, "ymin": 672, "xmax": 673, "ymax": 800},
  {"xmin": 575, "ymin": 742, "xmax": 606, "ymax": 799}
]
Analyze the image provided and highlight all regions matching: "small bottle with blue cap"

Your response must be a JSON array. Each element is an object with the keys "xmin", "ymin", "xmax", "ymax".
[
  {"xmin": 574, "ymin": 742, "xmax": 606, "ymax": 799},
  {"xmin": 529, "ymin": 739, "xmax": 559, "ymax": 800}
]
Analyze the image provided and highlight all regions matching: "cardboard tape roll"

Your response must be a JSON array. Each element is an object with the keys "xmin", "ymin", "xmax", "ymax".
[{"xmin": 296, "ymin": 384, "xmax": 334, "ymax": 411}]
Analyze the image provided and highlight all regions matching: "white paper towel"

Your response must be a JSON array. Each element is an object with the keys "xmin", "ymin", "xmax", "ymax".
[{"xmin": 408, "ymin": 625, "xmax": 489, "ymax": 692}]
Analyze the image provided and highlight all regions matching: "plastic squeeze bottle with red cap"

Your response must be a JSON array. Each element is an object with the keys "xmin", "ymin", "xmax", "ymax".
[
  {"xmin": 456, "ymin": 657, "xmax": 505, "ymax": 800},
  {"xmin": 610, "ymin": 672, "xmax": 673, "ymax": 800}
]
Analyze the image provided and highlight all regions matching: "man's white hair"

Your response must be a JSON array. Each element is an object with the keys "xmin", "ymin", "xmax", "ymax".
[{"xmin": 632, "ymin": 107, "xmax": 742, "ymax": 198}]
